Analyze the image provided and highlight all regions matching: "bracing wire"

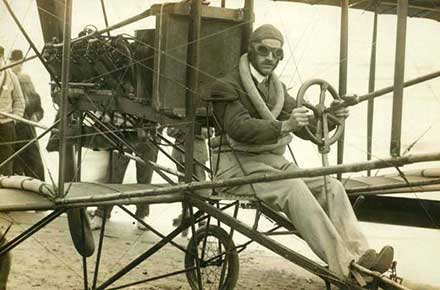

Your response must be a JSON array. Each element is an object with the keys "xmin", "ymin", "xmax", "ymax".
[
  {"xmin": 2, "ymin": 3, "xmax": 440, "ymax": 284},
  {"xmin": 4, "ymin": 0, "xmax": 440, "ymax": 220}
]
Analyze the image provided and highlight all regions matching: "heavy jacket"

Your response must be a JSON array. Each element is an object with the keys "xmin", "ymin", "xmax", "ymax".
[
  {"xmin": 16, "ymin": 73, "xmax": 44, "ymax": 122},
  {"xmin": 0, "ymin": 70, "xmax": 25, "ymax": 123},
  {"xmin": 210, "ymin": 68, "xmax": 312, "ymax": 152}
]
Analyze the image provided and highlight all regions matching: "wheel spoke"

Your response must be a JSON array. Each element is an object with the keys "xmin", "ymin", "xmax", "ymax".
[
  {"xmin": 315, "ymin": 119, "xmax": 322, "ymax": 140},
  {"xmin": 323, "ymin": 113, "xmax": 330, "ymax": 147},
  {"xmin": 302, "ymin": 100, "xmax": 319, "ymax": 115},
  {"xmin": 319, "ymin": 82, "xmax": 328, "ymax": 105},
  {"xmin": 328, "ymin": 113, "xmax": 341, "ymax": 125},
  {"xmin": 197, "ymin": 236, "xmax": 227, "ymax": 289}
]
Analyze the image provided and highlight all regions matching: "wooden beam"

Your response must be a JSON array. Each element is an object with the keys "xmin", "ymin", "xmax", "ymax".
[
  {"xmin": 242, "ymin": 0, "xmax": 254, "ymax": 53},
  {"xmin": 390, "ymin": 0, "xmax": 408, "ymax": 157},
  {"xmin": 184, "ymin": 0, "xmax": 202, "ymax": 183},
  {"xmin": 337, "ymin": 0, "xmax": 349, "ymax": 179},
  {"xmin": 56, "ymin": 151, "xmax": 440, "ymax": 206},
  {"xmin": 367, "ymin": 9, "xmax": 378, "ymax": 175},
  {"xmin": 57, "ymin": 0, "xmax": 73, "ymax": 196}
]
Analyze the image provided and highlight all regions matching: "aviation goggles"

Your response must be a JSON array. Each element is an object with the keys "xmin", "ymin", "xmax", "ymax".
[{"xmin": 253, "ymin": 43, "xmax": 284, "ymax": 60}]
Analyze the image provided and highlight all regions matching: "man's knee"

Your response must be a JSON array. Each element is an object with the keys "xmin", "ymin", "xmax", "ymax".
[
  {"xmin": 326, "ymin": 177, "xmax": 346, "ymax": 198},
  {"xmin": 282, "ymin": 179, "xmax": 316, "ymax": 204}
]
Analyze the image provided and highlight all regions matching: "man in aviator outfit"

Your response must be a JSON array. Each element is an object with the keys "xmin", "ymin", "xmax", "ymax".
[{"xmin": 209, "ymin": 24, "xmax": 394, "ymax": 280}]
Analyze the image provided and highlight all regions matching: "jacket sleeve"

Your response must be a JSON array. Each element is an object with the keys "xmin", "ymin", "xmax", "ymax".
[
  {"xmin": 278, "ymin": 84, "xmax": 296, "ymax": 121},
  {"xmin": 9, "ymin": 72, "xmax": 25, "ymax": 118},
  {"xmin": 20, "ymin": 74, "xmax": 44, "ymax": 119},
  {"xmin": 211, "ymin": 80, "xmax": 282, "ymax": 145},
  {"xmin": 281, "ymin": 85, "xmax": 338, "ymax": 141}
]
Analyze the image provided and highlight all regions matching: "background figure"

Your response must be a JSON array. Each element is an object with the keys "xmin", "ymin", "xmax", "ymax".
[
  {"xmin": 9, "ymin": 49, "xmax": 45, "ymax": 180},
  {"xmin": 168, "ymin": 126, "xmax": 208, "ymax": 182},
  {"xmin": 168, "ymin": 126, "xmax": 209, "ymax": 233},
  {"xmin": 91, "ymin": 139, "xmax": 159, "ymax": 230},
  {"xmin": 0, "ymin": 45, "xmax": 25, "ymax": 176}
]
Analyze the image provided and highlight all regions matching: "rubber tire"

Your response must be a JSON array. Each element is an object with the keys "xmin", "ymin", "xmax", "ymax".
[
  {"xmin": 67, "ymin": 208, "xmax": 95, "ymax": 257},
  {"xmin": 185, "ymin": 225, "xmax": 239, "ymax": 290}
]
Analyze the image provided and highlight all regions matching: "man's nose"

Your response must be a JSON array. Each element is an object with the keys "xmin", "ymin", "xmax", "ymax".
[{"xmin": 266, "ymin": 51, "xmax": 275, "ymax": 60}]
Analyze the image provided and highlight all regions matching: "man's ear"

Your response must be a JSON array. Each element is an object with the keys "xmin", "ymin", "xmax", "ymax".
[
  {"xmin": 247, "ymin": 45, "xmax": 255, "ymax": 60},
  {"xmin": 247, "ymin": 41, "xmax": 256, "ymax": 56}
]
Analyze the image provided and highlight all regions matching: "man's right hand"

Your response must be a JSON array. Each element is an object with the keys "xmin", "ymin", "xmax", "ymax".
[{"xmin": 281, "ymin": 107, "xmax": 310, "ymax": 133}]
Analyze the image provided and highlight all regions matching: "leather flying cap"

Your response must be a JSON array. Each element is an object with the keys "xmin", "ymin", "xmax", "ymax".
[
  {"xmin": 249, "ymin": 24, "xmax": 284, "ymax": 46},
  {"xmin": 9, "ymin": 49, "xmax": 23, "ymax": 61}
]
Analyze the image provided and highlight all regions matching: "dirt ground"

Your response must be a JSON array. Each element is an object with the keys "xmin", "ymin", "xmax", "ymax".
[
  {"xmin": 1, "ymin": 208, "xmax": 439, "ymax": 290},
  {"xmin": 1, "ymin": 211, "xmax": 327, "ymax": 290}
]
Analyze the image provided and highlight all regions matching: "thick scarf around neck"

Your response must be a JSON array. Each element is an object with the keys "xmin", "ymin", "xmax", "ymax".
[
  {"xmin": 239, "ymin": 53, "xmax": 285, "ymax": 120},
  {"xmin": 225, "ymin": 54, "xmax": 292, "ymax": 154}
]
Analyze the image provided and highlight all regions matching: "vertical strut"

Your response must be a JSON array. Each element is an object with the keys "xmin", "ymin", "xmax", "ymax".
[
  {"xmin": 58, "ymin": 0, "xmax": 73, "ymax": 196},
  {"xmin": 367, "ymin": 9, "xmax": 378, "ymax": 175},
  {"xmin": 242, "ymin": 0, "xmax": 254, "ymax": 53},
  {"xmin": 186, "ymin": 2, "xmax": 203, "ymax": 288},
  {"xmin": 92, "ymin": 208, "xmax": 108, "ymax": 289},
  {"xmin": 337, "ymin": 0, "xmax": 349, "ymax": 179},
  {"xmin": 100, "ymin": 0, "xmax": 111, "ymax": 36},
  {"xmin": 80, "ymin": 210, "xmax": 89, "ymax": 290},
  {"xmin": 184, "ymin": 0, "xmax": 202, "ymax": 183},
  {"xmin": 390, "ymin": 0, "xmax": 408, "ymax": 157}
]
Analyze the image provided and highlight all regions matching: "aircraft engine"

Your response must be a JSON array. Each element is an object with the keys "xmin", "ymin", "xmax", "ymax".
[{"xmin": 43, "ymin": 26, "xmax": 137, "ymax": 95}]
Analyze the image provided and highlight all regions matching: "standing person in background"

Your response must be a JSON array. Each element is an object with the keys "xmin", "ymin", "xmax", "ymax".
[
  {"xmin": 168, "ymin": 125, "xmax": 209, "ymax": 235},
  {"xmin": 168, "ymin": 125, "xmax": 208, "ymax": 183},
  {"xmin": 89, "ymin": 138, "xmax": 159, "ymax": 231},
  {"xmin": 0, "ymin": 45, "xmax": 25, "ymax": 176},
  {"xmin": 8, "ymin": 49, "xmax": 45, "ymax": 180}
]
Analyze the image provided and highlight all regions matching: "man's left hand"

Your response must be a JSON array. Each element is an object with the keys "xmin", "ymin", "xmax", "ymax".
[{"xmin": 330, "ymin": 100, "xmax": 349, "ymax": 119}]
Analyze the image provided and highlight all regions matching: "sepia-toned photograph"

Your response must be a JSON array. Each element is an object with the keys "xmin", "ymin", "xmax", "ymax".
[{"xmin": 1, "ymin": 0, "xmax": 440, "ymax": 289}]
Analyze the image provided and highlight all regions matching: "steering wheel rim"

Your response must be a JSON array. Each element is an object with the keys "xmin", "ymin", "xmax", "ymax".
[{"xmin": 296, "ymin": 79, "xmax": 345, "ymax": 147}]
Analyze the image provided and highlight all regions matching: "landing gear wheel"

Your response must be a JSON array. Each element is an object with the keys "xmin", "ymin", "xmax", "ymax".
[
  {"xmin": 185, "ymin": 225, "xmax": 239, "ymax": 290},
  {"xmin": 296, "ymin": 79, "xmax": 345, "ymax": 147}
]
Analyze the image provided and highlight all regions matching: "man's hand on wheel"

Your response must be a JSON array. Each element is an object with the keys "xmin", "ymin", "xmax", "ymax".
[
  {"xmin": 330, "ymin": 100, "xmax": 349, "ymax": 119},
  {"xmin": 281, "ymin": 107, "xmax": 310, "ymax": 133}
]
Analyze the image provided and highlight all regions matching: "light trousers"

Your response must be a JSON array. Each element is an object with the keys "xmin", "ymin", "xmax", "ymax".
[{"xmin": 214, "ymin": 151, "xmax": 369, "ymax": 277}]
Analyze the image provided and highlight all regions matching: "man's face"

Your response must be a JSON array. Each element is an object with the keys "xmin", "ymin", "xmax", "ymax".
[{"xmin": 248, "ymin": 39, "xmax": 284, "ymax": 76}]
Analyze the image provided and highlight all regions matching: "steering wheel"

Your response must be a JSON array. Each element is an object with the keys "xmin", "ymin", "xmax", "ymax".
[{"xmin": 296, "ymin": 79, "xmax": 345, "ymax": 149}]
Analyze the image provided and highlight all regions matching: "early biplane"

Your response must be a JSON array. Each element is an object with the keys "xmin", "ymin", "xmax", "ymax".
[{"xmin": 1, "ymin": 0, "xmax": 440, "ymax": 289}]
